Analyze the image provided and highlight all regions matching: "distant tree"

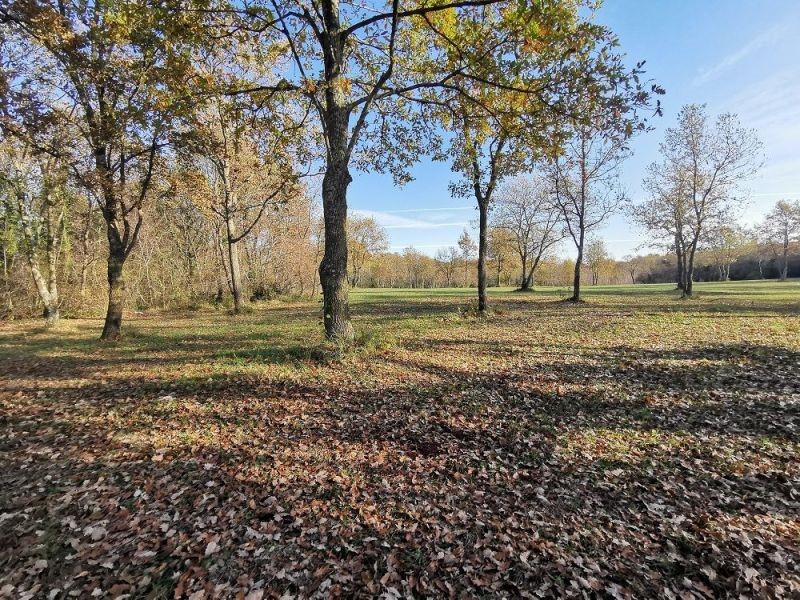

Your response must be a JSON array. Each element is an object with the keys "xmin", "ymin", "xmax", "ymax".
[
  {"xmin": 487, "ymin": 227, "xmax": 515, "ymax": 287},
  {"xmin": 182, "ymin": 51, "xmax": 302, "ymax": 314},
  {"xmin": 622, "ymin": 254, "xmax": 657, "ymax": 284},
  {"xmin": 348, "ymin": 216, "xmax": 388, "ymax": 288},
  {"xmin": 492, "ymin": 175, "xmax": 563, "ymax": 290},
  {"xmin": 435, "ymin": 246, "xmax": 460, "ymax": 288},
  {"xmin": 0, "ymin": 141, "xmax": 69, "ymax": 325},
  {"xmin": 705, "ymin": 223, "xmax": 752, "ymax": 281},
  {"xmin": 551, "ymin": 124, "xmax": 629, "ymax": 301},
  {"xmin": 636, "ymin": 105, "xmax": 762, "ymax": 297},
  {"xmin": 759, "ymin": 199, "xmax": 800, "ymax": 281},
  {"xmin": 457, "ymin": 230, "xmax": 477, "ymax": 287},
  {"xmin": 402, "ymin": 247, "xmax": 430, "ymax": 289},
  {"xmin": 585, "ymin": 238, "xmax": 612, "ymax": 285}
]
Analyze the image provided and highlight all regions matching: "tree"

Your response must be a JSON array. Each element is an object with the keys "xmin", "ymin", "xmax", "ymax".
[
  {"xmin": 705, "ymin": 223, "xmax": 752, "ymax": 281},
  {"xmin": 1, "ymin": 0, "xmax": 213, "ymax": 339},
  {"xmin": 622, "ymin": 254, "xmax": 657, "ymax": 284},
  {"xmin": 636, "ymin": 105, "xmax": 762, "ymax": 297},
  {"xmin": 347, "ymin": 215, "xmax": 388, "ymax": 288},
  {"xmin": 438, "ymin": 2, "xmax": 660, "ymax": 312},
  {"xmin": 551, "ymin": 122, "xmax": 630, "ymax": 301},
  {"xmin": 457, "ymin": 229, "xmax": 477, "ymax": 287},
  {"xmin": 0, "ymin": 141, "xmax": 68, "ymax": 325},
  {"xmin": 435, "ymin": 246, "xmax": 460, "ymax": 287},
  {"xmin": 186, "ymin": 107, "xmax": 298, "ymax": 313},
  {"xmin": 635, "ymin": 161, "xmax": 691, "ymax": 291},
  {"xmin": 234, "ymin": 0, "xmax": 519, "ymax": 338},
  {"xmin": 584, "ymin": 238, "xmax": 611, "ymax": 285},
  {"xmin": 487, "ymin": 227, "xmax": 515, "ymax": 287},
  {"xmin": 759, "ymin": 199, "xmax": 800, "ymax": 281},
  {"xmin": 492, "ymin": 175, "xmax": 563, "ymax": 290},
  {"xmin": 548, "ymin": 45, "xmax": 662, "ymax": 302}
]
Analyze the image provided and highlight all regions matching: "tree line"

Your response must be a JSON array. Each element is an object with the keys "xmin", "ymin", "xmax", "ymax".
[{"xmin": 1, "ymin": 0, "xmax": 785, "ymax": 340}]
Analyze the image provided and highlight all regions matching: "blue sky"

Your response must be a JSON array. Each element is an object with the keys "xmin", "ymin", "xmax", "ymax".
[{"xmin": 348, "ymin": 0, "xmax": 800, "ymax": 258}]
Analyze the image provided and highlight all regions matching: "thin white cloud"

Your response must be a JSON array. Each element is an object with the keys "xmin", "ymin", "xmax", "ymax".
[
  {"xmin": 380, "ymin": 206, "xmax": 474, "ymax": 214},
  {"xmin": 390, "ymin": 244, "xmax": 451, "ymax": 250},
  {"xmin": 751, "ymin": 192, "xmax": 800, "ymax": 197},
  {"xmin": 352, "ymin": 208, "xmax": 468, "ymax": 230},
  {"xmin": 693, "ymin": 22, "xmax": 790, "ymax": 86}
]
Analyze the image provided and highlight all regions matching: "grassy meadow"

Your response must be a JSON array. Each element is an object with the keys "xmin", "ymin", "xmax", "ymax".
[{"xmin": 1, "ymin": 280, "xmax": 799, "ymax": 598}]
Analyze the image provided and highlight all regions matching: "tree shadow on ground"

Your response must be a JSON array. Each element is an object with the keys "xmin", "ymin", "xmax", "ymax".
[{"xmin": 2, "ymin": 330, "xmax": 799, "ymax": 598}]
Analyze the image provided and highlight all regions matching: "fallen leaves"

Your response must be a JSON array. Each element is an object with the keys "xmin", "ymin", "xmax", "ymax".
[{"xmin": 1, "ymin": 289, "xmax": 799, "ymax": 598}]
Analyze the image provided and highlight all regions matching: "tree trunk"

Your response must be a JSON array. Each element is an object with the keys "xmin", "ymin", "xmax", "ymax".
[
  {"xmin": 101, "ymin": 243, "xmax": 125, "ymax": 340},
  {"xmin": 319, "ymin": 153, "xmax": 354, "ymax": 341},
  {"xmin": 683, "ymin": 241, "xmax": 697, "ymax": 298},
  {"xmin": 519, "ymin": 252, "xmax": 531, "ymax": 290},
  {"xmin": 572, "ymin": 233, "xmax": 584, "ymax": 301},
  {"xmin": 477, "ymin": 200, "xmax": 488, "ymax": 312},
  {"xmin": 226, "ymin": 218, "xmax": 244, "ymax": 313},
  {"xmin": 26, "ymin": 257, "xmax": 58, "ymax": 327},
  {"xmin": 781, "ymin": 236, "xmax": 789, "ymax": 281}
]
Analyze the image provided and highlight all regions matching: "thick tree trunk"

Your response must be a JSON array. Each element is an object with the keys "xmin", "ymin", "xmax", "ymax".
[
  {"xmin": 101, "ymin": 245, "xmax": 125, "ymax": 340},
  {"xmin": 226, "ymin": 217, "xmax": 244, "ymax": 313},
  {"xmin": 319, "ymin": 156, "xmax": 354, "ymax": 341},
  {"xmin": 572, "ymin": 233, "xmax": 584, "ymax": 301},
  {"xmin": 683, "ymin": 242, "xmax": 697, "ymax": 298},
  {"xmin": 519, "ymin": 252, "xmax": 531, "ymax": 290},
  {"xmin": 477, "ymin": 200, "xmax": 489, "ymax": 312}
]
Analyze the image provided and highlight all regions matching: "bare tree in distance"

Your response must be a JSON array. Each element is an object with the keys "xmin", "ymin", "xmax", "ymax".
[
  {"xmin": 550, "ymin": 125, "xmax": 629, "ymax": 301},
  {"xmin": 637, "ymin": 105, "xmax": 762, "ymax": 297},
  {"xmin": 759, "ymin": 199, "xmax": 800, "ymax": 281},
  {"xmin": 457, "ymin": 229, "xmax": 477, "ymax": 287},
  {"xmin": 347, "ymin": 215, "xmax": 389, "ymax": 288},
  {"xmin": 435, "ymin": 246, "xmax": 460, "ymax": 287},
  {"xmin": 492, "ymin": 175, "xmax": 563, "ymax": 291}
]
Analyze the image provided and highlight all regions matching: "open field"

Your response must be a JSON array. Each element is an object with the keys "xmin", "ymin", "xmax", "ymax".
[{"xmin": 1, "ymin": 280, "xmax": 799, "ymax": 598}]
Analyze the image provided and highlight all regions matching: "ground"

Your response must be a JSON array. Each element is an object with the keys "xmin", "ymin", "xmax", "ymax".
[{"xmin": 1, "ymin": 280, "xmax": 798, "ymax": 599}]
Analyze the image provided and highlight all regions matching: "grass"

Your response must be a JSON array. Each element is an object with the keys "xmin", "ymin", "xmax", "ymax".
[{"xmin": 1, "ymin": 279, "xmax": 799, "ymax": 598}]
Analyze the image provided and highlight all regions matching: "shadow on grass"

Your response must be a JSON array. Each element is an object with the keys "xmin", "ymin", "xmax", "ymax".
[{"xmin": 1, "ymin": 293, "xmax": 799, "ymax": 597}]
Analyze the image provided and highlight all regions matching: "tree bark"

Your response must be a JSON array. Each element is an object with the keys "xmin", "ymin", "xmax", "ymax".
[
  {"xmin": 226, "ymin": 216, "xmax": 244, "ymax": 313},
  {"xmin": 675, "ymin": 234, "xmax": 685, "ymax": 291},
  {"xmin": 572, "ymin": 231, "xmax": 584, "ymax": 301},
  {"xmin": 780, "ymin": 233, "xmax": 789, "ymax": 281},
  {"xmin": 319, "ymin": 153, "xmax": 354, "ymax": 341},
  {"xmin": 477, "ymin": 199, "xmax": 489, "ymax": 312},
  {"xmin": 519, "ymin": 252, "xmax": 531, "ymax": 290},
  {"xmin": 101, "ymin": 243, "xmax": 125, "ymax": 340},
  {"xmin": 683, "ymin": 240, "xmax": 697, "ymax": 298}
]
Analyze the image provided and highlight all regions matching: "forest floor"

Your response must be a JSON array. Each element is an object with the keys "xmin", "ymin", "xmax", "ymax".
[{"xmin": 1, "ymin": 280, "xmax": 799, "ymax": 599}]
